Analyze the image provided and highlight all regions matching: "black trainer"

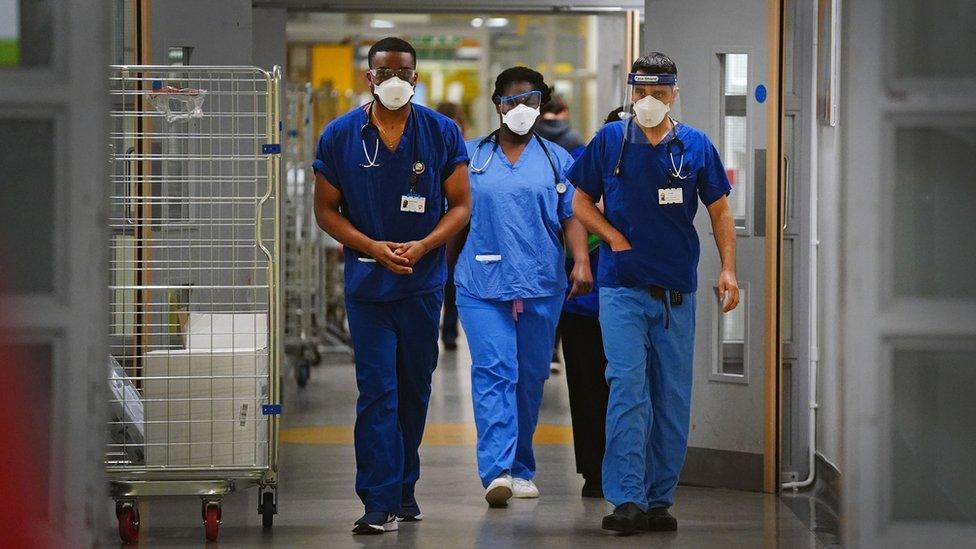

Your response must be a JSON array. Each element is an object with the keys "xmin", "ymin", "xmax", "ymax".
[
  {"xmin": 352, "ymin": 512, "xmax": 398, "ymax": 535},
  {"xmin": 643, "ymin": 507, "xmax": 678, "ymax": 531},
  {"xmin": 396, "ymin": 496, "xmax": 423, "ymax": 522},
  {"xmin": 581, "ymin": 477, "xmax": 604, "ymax": 498},
  {"xmin": 602, "ymin": 503, "xmax": 646, "ymax": 535}
]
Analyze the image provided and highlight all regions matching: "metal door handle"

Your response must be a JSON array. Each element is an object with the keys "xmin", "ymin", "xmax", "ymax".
[
  {"xmin": 782, "ymin": 155, "xmax": 791, "ymax": 231},
  {"xmin": 124, "ymin": 146, "xmax": 137, "ymax": 225}
]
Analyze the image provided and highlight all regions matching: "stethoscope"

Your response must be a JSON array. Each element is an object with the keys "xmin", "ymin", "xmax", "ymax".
[
  {"xmin": 470, "ymin": 129, "xmax": 568, "ymax": 194},
  {"xmin": 360, "ymin": 101, "xmax": 426, "ymax": 188},
  {"xmin": 613, "ymin": 116, "xmax": 690, "ymax": 181}
]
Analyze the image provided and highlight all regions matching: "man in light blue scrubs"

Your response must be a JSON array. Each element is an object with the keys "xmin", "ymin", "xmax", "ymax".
[
  {"xmin": 312, "ymin": 37, "xmax": 471, "ymax": 535},
  {"xmin": 569, "ymin": 52, "xmax": 740, "ymax": 535},
  {"xmin": 453, "ymin": 67, "xmax": 592, "ymax": 508}
]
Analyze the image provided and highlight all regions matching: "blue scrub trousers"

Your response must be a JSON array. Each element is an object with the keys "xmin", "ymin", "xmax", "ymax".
[
  {"xmin": 598, "ymin": 287, "xmax": 696, "ymax": 510},
  {"xmin": 457, "ymin": 292, "xmax": 564, "ymax": 487},
  {"xmin": 345, "ymin": 290, "xmax": 443, "ymax": 514}
]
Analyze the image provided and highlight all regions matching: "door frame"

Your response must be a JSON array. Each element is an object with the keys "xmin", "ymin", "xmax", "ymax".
[{"xmin": 763, "ymin": 0, "xmax": 785, "ymax": 494}]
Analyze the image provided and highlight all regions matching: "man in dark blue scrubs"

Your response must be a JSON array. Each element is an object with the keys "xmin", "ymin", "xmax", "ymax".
[
  {"xmin": 569, "ymin": 52, "xmax": 740, "ymax": 535},
  {"xmin": 312, "ymin": 37, "xmax": 471, "ymax": 535}
]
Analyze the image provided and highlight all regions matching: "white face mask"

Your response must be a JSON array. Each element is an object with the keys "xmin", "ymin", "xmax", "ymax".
[
  {"xmin": 501, "ymin": 104, "xmax": 540, "ymax": 136},
  {"xmin": 633, "ymin": 95, "xmax": 671, "ymax": 128},
  {"xmin": 373, "ymin": 76, "xmax": 414, "ymax": 111}
]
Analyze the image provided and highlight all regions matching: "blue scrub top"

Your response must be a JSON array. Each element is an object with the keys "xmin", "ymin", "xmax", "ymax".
[
  {"xmin": 566, "ymin": 121, "xmax": 731, "ymax": 293},
  {"xmin": 313, "ymin": 103, "xmax": 469, "ymax": 302},
  {"xmin": 454, "ymin": 135, "xmax": 575, "ymax": 302}
]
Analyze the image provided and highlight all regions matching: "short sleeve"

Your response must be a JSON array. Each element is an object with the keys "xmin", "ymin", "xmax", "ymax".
[
  {"xmin": 566, "ymin": 129, "xmax": 606, "ymax": 201},
  {"xmin": 440, "ymin": 120, "xmax": 469, "ymax": 182},
  {"xmin": 696, "ymin": 137, "xmax": 733, "ymax": 206},
  {"xmin": 557, "ymin": 149, "xmax": 576, "ymax": 221},
  {"xmin": 312, "ymin": 124, "xmax": 340, "ymax": 190}
]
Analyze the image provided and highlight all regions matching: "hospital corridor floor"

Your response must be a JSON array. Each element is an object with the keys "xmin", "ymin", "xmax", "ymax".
[{"xmin": 113, "ymin": 336, "xmax": 828, "ymax": 548}]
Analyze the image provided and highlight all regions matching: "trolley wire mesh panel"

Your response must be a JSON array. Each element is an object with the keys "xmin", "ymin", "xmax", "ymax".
[
  {"xmin": 282, "ymin": 83, "xmax": 352, "ymax": 388},
  {"xmin": 106, "ymin": 65, "xmax": 282, "ymax": 542}
]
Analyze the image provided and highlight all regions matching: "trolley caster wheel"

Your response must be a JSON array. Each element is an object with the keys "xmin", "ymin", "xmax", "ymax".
[
  {"xmin": 295, "ymin": 359, "xmax": 310, "ymax": 388},
  {"xmin": 202, "ymin": 501, "xmax": 221, "ymax": 542},
  {"xmin": 261, "ymin": 491, "xmax": 276, "ymax": 529},
  {"xmin": 116, "ymin": 502, "xmax": 140, "ymax": 543}
]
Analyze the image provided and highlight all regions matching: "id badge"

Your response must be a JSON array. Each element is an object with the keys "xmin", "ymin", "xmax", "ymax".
[
  {"xmin": 658, "ymin": 187, "xmax": 683, "ymax": 205},
  {"xmin": 400, "ymin": 194, "xmax": 426, "ymax": 214}
]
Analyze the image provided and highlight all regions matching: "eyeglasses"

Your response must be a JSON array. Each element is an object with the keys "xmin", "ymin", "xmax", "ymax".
[
  {"xmin": 496, "ymin": 90, "xmax": 543, "ymax": 111},
  {"xmin": 369, "ymin": 68, "xmax": 416, "ymax": 82}
]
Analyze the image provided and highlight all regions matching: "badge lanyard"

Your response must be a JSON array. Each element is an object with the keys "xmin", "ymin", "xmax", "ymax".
[{"xmin": 359, "ymin": 102, "xmax": 428, "ymax": 214}]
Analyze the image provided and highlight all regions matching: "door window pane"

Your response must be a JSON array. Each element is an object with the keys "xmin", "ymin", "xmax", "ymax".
[
  {"xmin": 892, "ymin": 347, "xmax": 976, "ymax": 524},
  {"xmin": 0, "ymin": 0, "xmax": 53, "ymax": 68},
  {"xmin": 783, "ymin": 238, "xmax": 794, "ymax": 342},
  {"xmin": 717, "ymin": 284, "xmax": 747, "ymax": 378},
  {"xmin": 892, "ymin": 0, "xmax": 976, "ymax": 79},
  {"xmin": 719, "ymin": 53, "xmax": 749, "ymax": 229},
  {"xmin": 893, "ymin": 125, "xmax": 976, "ymax": 298},
  {"xmin": 0, "ymin": 117, "xmax": 55, "ymax": 293}
]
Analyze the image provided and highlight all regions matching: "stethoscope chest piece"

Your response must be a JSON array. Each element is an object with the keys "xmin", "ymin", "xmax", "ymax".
[{"xmin": 555, "ymin": 182, "xmax": 568, "ymax": 194}]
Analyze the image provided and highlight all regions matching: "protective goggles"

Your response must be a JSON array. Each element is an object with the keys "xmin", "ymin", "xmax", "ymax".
[
  {"xmin": 495, "ymin": 90, "xmax": 543, "ymax": 111},
  {"xmin": 369, "ymin": 68, "xmax": 416, "ymax": 82}
]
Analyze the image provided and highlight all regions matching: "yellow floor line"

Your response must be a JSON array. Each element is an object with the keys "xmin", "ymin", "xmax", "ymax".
[{"xmin": 281, "ymin": 422, "xmax": 574, "ymax": 446}]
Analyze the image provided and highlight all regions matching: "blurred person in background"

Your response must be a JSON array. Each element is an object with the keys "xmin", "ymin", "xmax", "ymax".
[
  {"xmin": 559, "ymin": 106, "xmax": 626, "ymax": 500},
  {"xmin": 536, "ymin": 94, "xmax": 586, "ymax": 159},
  {"xmin": 436, "ymin": 102, "xmax": 467, "ymax": 351}
]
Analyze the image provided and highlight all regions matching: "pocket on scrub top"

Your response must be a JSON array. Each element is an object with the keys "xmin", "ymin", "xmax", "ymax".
[{"xmin": 612, "ymin": 249, "xmax": 643, "ymax": 286}]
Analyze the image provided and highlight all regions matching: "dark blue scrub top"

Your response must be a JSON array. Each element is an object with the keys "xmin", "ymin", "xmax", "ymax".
[
  {"xmin": 313, "ymin": 103, "xmax": 469, "ymax": 302},
  {"xmin": 566, "ymin": 121, "xmax": 731, "ymax": 293}
]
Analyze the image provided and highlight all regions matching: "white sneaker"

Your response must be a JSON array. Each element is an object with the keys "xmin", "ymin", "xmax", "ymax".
[
  {"xmin": 485, "ymin": 474, "xmax": 513, "ymax": 508},
  {"xmin": 512, "ymin": 478, "xmax": 540, "ymax": 498}
]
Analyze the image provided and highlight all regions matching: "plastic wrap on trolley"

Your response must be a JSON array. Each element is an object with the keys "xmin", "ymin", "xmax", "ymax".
[
  {"xmin": 108, "ymin": 356, "xmax": 145, "ymax": 463},
  {"xmin": 107, "ymin": 65, "xmax": 283, "ymax": 541}
]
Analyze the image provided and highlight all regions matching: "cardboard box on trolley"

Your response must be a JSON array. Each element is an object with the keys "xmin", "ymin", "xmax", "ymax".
[{"xmin": 143, "ymin": 313, "xmax": 270, "ymax": 467}]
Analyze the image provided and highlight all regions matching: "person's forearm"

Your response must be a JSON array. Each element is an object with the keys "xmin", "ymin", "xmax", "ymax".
[
  {"xmin": 420, "ymin": 203, "xmax": 471, "ymax": 251},
  {"xmin": 712, "ymin": 207, "xmax": 736, "ymax": 272},
  {"xmin": 562, "ymin": 217, "xmax": 590, "ymax": 263},
  {"xmin": 573, "ymin": 193, "xmax": 628, "ymax": 249},
  {"xmin": 446, "ymin": 223, "xmax": 469, "ymax": 267},
  {"xmin": 316, "ymin": 208, "xmax": 375, "ymax": 255}
]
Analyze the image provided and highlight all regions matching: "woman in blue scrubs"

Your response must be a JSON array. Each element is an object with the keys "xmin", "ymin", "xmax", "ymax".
[{"xmin": 453, "ymin": 67, "xmax": 592, "ymax": 508}]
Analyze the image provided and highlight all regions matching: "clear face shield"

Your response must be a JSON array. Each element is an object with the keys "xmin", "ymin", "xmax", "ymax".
[
  {"xmin": 621, "ymin": 72, "xmax": 678, "ymax": 141},
  {"xmin": 614, "ymin": 72, "xmax": 681, "ymax": 176}
]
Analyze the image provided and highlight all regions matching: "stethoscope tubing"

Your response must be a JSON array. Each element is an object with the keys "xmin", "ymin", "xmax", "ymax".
[{"xmin": 470, "ymin": 130, "xmax": 565, "ymax": 192}]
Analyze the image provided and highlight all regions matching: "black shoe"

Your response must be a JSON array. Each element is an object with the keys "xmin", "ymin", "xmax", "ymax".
[
  {"xmin": 396, "ymin": 496, "xmax": 423, "ymax": 522},
  {"xmin": 602, "ymin": 503, "xmax": 646, "ymax": 535},
  {"xmin": 352, "ymin": 512, "xmax": 398, "ymax": 535},
  {"xmin": 581, "ymin": 477, "xmax": 604, "ymax": 498},
  {"xmin": 643, "ymin": 507, "xmax": 677, "ymax": 531}
]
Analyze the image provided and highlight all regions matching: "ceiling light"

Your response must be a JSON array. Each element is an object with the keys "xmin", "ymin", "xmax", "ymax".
[
  {"xmin": 470, "ymin": 17, "xmax": 484, "ymax": 28},
  {"xmin": 370, "ymin": 19, "xmax": 395, "ymax": 29},
  {"xmin": 485, "ymin": 17, "xmax": 509, "ymax": 28}
]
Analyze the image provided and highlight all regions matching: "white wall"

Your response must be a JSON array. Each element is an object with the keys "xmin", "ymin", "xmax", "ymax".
[{"xmin": 151, "ymin": 0, "xmax": 253, "ymax": 65}]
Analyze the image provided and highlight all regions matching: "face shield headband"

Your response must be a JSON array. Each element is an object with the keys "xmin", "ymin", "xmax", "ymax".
[{"xmin": 626, "ymin": 73, "xmax": 678, "ymax": 86}]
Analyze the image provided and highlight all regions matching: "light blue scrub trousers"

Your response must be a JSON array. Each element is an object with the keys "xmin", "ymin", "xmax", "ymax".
[
  {"xmin": 457, "ymin": 292, "xmax": 564, "ymax": 487},
  {"xmin": 599, "ymin": 286, "xmax": 696, "ymax": 510}
]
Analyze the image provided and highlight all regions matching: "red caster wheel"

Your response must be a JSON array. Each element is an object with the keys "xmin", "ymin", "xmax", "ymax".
[
  {"xmin": 116, "ymin": 502, "xmax": 140, "ymax": 543},
  {"xmin": 202, "ymin": 502, "xmax": 221, "ymax": 542}
]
